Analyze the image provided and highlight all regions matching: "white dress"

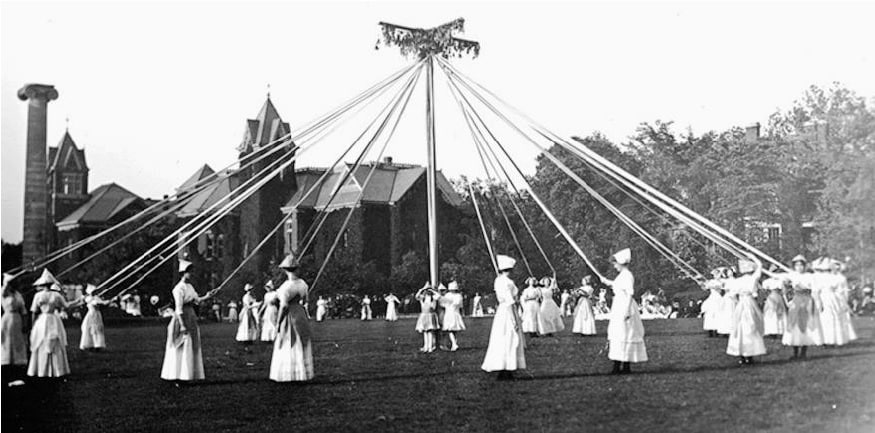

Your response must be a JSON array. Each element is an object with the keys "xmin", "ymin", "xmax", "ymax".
[
  {"xmin": 472, "ymin": 295, "xmax": 484, "ymax": 317},
  {"xmin": 726, "ymin": 275, "xmax": 767, "ymax": 357},
  {"xmin": 782, "ymin": 272, "xmax": 823, "ymax": 346},
  {"xmin": 360, "ymin": 297, "xmax": 372, "ymax": 320},
  {"xmin": 28, "ymin": 290, "xmax": 71, "ymax": 377},
  {"xmin": 572, "ymin": 285, "xmax": 596, "ymax": 335},
  {"xmin": 606, "ymin": 269, "xmax": 647, "ymax": 362},
  {"xmin": 481, "ymin": 274, "xmax": 526, "ymax": 372},
  {"xmin": 80, "ymin": 295, "xmax": 107, "ymax": 350},
  {"xmin": 700, "ymin": 279, "xmax": 723, "ymax": 331},
  {"xmin": 520, "ymin": 286, "xmax": 540, "ymax": 333},
  {"xmin": 439, "ymin": 292, "xmax": 466, "ymax": 331},
  {"xmin": 716, "ymin": 282, "xmax": 737, "ymax": 335},
  {"xmin": 537, "ymin": 287, "xmax": 565, "ymax": 335},
  {"xmin": 315, "ymin": 298, "xmax": 328, "ymax": 322},
  {"xmin": 559, "ymin": 292, "xmax": 572, "ymax": 317},
  {"xmin": 261, "ymin": 291, "xmax": 279, "ymax": 341},
  {"xmin": 270, "ymin": 278, "xmax": 314, "ymax": 382},
  {"xmin": 236, "ymin": 292, "xmax": 260, "ymax": 342},
  {"xmin": 762, "ymin": 278, "xmax": 787, "ymax": 336},
  {"xmin": 815, "ymin": 272, "xmax": 857, "ymax": 346},
  {"xmin": 160, "ymin": 281, "xmax": 205, "ymax": 381},
  {"xmin": 832, "ymin": 272, "xmax": 858, "ymax": 342},
  {"xmin": 384, "ymin": 295, "xmax": 399, "ymax": 321},
  {"xmin": 2, "ymin": 292, "xmax": 29, "ymax": 366}
]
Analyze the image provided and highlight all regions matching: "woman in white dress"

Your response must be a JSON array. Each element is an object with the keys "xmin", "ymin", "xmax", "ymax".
[
  {"xmin": 726, "ymin": 256, "xmax": 767, "ymax": 364},
  {"xmin": 315, "ymin": 296, "xmax": 328, "ymax": 322},
  {"xmin": 700, "ymin": 269, "xmax": 725, "ymax": 337},
  {"xmin": 781, "ymin": 255, "xmax": 822, "ymax": 359},
  {"xmin": 572, "ymin": 276, "xmax": 597, "ymax": 336},
  {"xmin": 559, "ymin": 290, "xmax": 572, "ymax": 317},
  {"xmin": 80, "ymin": 284, "xmax": 110, "ymax": 351},
  {"xmin": 260, "ymin": 281, "xmax": 279, "ymax": 341},
  {"xmin": 537, "ymin": 277, "xmax": 565, "ymax": 336},
  {"xmin": 520, "ymin": 278, "xmax": 540, "ymax": 337},
  {"xmin": 830, "ymin": 259, "xmax": 858, "ymax": 342},
  {"xmin": 715, "ymin": 267, "xmax": 737, "ymax": 336},
  {"xmin": 360, "ymin": 295, "xmax": 373, "ymax": 321},
  {"xmin": 472, "ymin": 293, "xmax": 484, "ymax": 317},
  {"xmin": 235, "ymin": 284, "xmax": 260, "ymax": 343},
  {"xmin": 384, "ymin": 293, "xmax": 400, "ymax": 322},
  {"xmin": 226, "ymin": 301, "xmax": 238, "ymax": 323},
  {"xmin": 482, "ymin": 255, "xmax": 526, "ymax": 380},
  {"xmin": 761, "ymin": 274, "xmax": 787, "ymax": 337},
  {"xmin": 438, "ymin": 282, "xmax": 466, "ymax": 351},
  {"xmin": 601, "ymin": 248, "xmax": 647, "ymax": 374},
  {"xmin": 28, "ymin": 270, "xmax": 71, "ymax": 379},
  {"xmin": 270, "ymin": 255, "xmax": 314, "ymax": 382},
  {"xmin": 415, "ymin": 284, "xmax": 440, "ymax": 352},
  {"xmin": 813, "ymin": 258, "xmax": 856, "ymax": 346},
  {"xmin": 2, "ymin": 273, "xmax": 29, "ymax": 376},
  {"xmin": 161, "ymin": 260, "xmax": 215, "ymax": 382}
]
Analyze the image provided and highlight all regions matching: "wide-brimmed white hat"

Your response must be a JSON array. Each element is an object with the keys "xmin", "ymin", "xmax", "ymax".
[
  {"xmin": 496, "ymin": 255, "xmax": 516, "ymax": 271},
  {"xmin": 447, "ymin": 281, "xmax": 460, "ymax": 291},
  {"xmin": 179, "ymin": 259, "xmax": 193, "ymax": 274},
  {"xmin": 85, "ymin": 284, "xmax": 98, "ymax": 295},
  {"xmin": 265, "ymin": 280, "xmax": 275, "ymax": 290},
  {"xmin": 791, "ymin": 254, "xmax": 807, "ymax": 264},
  {"xmin": 243, "ymin": 283, "xmax": 253, "ymax": 292},
  {"xmin": 2, "ymin": 272, "xmax": 14, "ymax": 287},
  {"xmin": 32, "ymin": 269, "xmax": 59, "ymax": 287},
  {"xmin": 279, "ymin": 254, "xmax": 299, "ymax": 270},
  {"xmin": 612, "ymin": 248, "xmax": 631, "ymax": 265}
]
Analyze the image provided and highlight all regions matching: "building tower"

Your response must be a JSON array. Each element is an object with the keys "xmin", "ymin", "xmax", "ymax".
[{"xmin": 17, "ymin": 84, "xmax": 59, "ymax": 264}]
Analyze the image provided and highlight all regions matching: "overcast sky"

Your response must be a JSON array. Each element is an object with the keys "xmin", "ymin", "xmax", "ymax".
[{"xmin": 2, "ymin": 0, "xmax": 874, "ymax": 242}]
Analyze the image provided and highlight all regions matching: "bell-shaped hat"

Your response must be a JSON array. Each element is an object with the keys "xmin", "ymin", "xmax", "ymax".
[
  {"xmin": 85, "ymin": 284, "xmax": 98, "ymax": 295},
  {"xmin": 243, "ymin": 283, "xmax": 253, "ymax": 292},
  {"xmin": 447, "ymin": 281, "xmax": 460, "ymax": 291},
  {"xmin": 179, "ymin": 259, "xmax": 193, "ymax": 274},
  {"xmin": 496, "ymin": 255, "xmax": 516, "ymax": 271},
  {"xmin": 265, "ymin": 280, "xmax": 275, "ymax": 290},
  {"xmin": 791, "ymin": 254, "xmax": 807, "ymax": 264},
  {"xmin": 279, "ymin": 254, "xmax": 299, "ymax": 270},
  {"xmin": 32, "ymin": 269, "xmax": 59, "ymax": 287},
  {"xmin": 612, "ymin": 248, "xmax": 631, "ymax": 265}
]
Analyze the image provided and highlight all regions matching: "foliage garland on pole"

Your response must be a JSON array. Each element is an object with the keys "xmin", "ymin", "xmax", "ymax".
[{"xmin": 377, "ymin": 18, "xmax": 480, "ymax": 59}]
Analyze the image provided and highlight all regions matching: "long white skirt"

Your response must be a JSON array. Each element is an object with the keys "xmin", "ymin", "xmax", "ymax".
[
  {"xmin": 701, "ymin": 290, "xmax": 722, "ymax": 331},
  {"xmin": 160, "ymin": 306, "xmax": 205, "ymax": 381},
  {"xmin": 607, "ymin": 299, "xmax": 647, "ymax": 362},
  {"xmin": 261, "ymin": 305, "xmax": 278, "ymax": 342},
  {"xmin": 572, "ymin": 298, "xmax": 596, "ymax": 335},
  {"xmin": 442, "ymin": 307, "xmax": 466, "ymax": 332},
  {"xmin": 236, "ymin": 307, "xmax": 259, "ymax": 342},
  {"xmin": 385, "ymin": 303, "xmax": 397, "ymax": 321},
  {"xmin": 538, "ymin": 298, "xmax": 565, "ymax": 335},
  {"xmin": 482, "ymin": 303, "xmax": 526, "ymax": 372},
  {"xmin": 716, "ymin": 295, "xmax": 737, "ymax": 335},
  {"xmin": 28, "ymin": 312, "xmax": 71, "ymax": 377},
  {"xmin": 520, "ymin": 300, "xmax": 539, "ymax": 333},
  {"xmin": 80, "ymin": 308, "xmax": 107, "ymax": 350},
  {"xmin": 1, "ymin": 312, "xmax": 28, "ymax": 366},
  {"xmin": 762, "ymin": 291, "xmax": 787, "ymax": 336},
  {"xmin": 726, "ymin": 295, "xmax": 767, "ymax": 357},
  {"xmin": 819, "ymin": 292, "xmax": 857, "ymax": 346},
  {"xmin": 270, "ymin": 304, "xmax": 313, "ymax": 382},
  {"xmin": 782, "ymin": 292, "xmax": 823, "ymax": 346}
]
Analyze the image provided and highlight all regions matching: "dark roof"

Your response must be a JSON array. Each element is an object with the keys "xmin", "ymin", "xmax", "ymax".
[
  {"xmin": 237, "ymin": 98, "xmax": 291, "ymax": 154},
  {"xmin": 282, "ymin": 161, "xmax": 463, "ymax": 212},
  {"xmin": 174, "ymin": 164, "xmax": 239, "ymax": 217},
  {"xmin": 48, "ymin": 131, "xmax": 88, "ymax": 172},
  {"xmin": 57, "ymin": 183, "xmax": 142, "ymax": 229}
]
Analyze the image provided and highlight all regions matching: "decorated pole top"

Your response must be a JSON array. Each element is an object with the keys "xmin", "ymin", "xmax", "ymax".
[{"xmin": 377, "ymin": 18, "xmax": 480, "ymax": 60}]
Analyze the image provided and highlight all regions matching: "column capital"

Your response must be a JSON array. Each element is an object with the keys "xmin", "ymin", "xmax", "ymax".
[{"xmin": 18, "ymin": 83, "xmax": 59, "ymax": 102}]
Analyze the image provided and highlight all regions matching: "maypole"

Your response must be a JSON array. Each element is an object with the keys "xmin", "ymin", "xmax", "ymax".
[{"xmin": 378, "ymin": 18, "xmax": 479, "ymax": 288}]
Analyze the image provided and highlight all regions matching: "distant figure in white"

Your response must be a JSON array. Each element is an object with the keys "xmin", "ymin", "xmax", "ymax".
[
  {"xmin": 315, "ymin": 295, "xmax": 328, "ymax": 322},
  {"xmin": 80, "ymin": 284, "xmax": 110, "ymax": 351},
  {"xmin": 716, "ymin": 267, "xmax": 738, "ymax": 336},
  {"xmin": 2, "ymin": 273, "xmax": 29, "ymax": 371},
  {"xmin": 260, "ymin": 280, "xmax": 279, "ymax": 341},
  {"xmin": 384, "ymin": 293, "xmax": 400, "ymax": 322},
  {"xmin": 559, "ymin": 289, "xmax": 572, "ymax": 317},
  {"xmin": 700, "ymin": 268, "xmax": 726, "ymax": 337},
  {"xmin": 236, "ymin": 284, "xmax": 260, "ymax": 343},
  {"xmin": 761, "ymin": 270, "xmax": 787, "ymax": 338},
  {"xmin": 161, "ymin": 260, "xmax": 215, "ymax": 382},
  {"xmin": 27, "ymin": 270, "xmax": 71, "ymax": 379},
  {"xmin": 482, "ymin": 255, "xmax": 526, "ymax": 381},
  {"xmin": 471, "ymin": 292, "xmax": 484, "ymax": 317},
  {"xmin": 226, "ymin": 300, "xmax": 238, "ymax": 323},
  {"xmin": 572, "ymin": 276, "xmax": 597, "ymax": 336},
  {"xmin": 601, "ymin": 248, "xmax": 647, "ymax": 374},
  {"xmin": 537, "ymin": 276, "xmax": 565, "ymax": 336},
  {"xmin": 270, "ymin": 254, "xmax": 314, "ymax": 382},
  {"xmin": 813, "ymin": 258, "xmax": 856, "ymax": 346},
  {"xmin": 360, "ymin": 295, "xmax": 373, "ymax": 321},
  {"xmin": 520, "ymin": 277, "xmax": 540, "ymax": 337},
  {"xmin": 438, "ymin": 281, "xmax": 466, "ymax": 351}
]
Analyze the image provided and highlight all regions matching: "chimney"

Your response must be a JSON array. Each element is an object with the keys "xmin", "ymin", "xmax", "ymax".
[
  {"xmin": 744, "ymin": 123, "xmax": 760, "ymax": 143},
  {"xmin": 383, "ymin": 156, "xmax": 393, "ymax": 165},
  {"xmin": 17, "ymin": 84, "xmax": 59, "ymax": 264}
]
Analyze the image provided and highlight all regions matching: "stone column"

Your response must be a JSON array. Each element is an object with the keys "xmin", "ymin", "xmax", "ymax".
[{"xmin": 18, "ymin": 84, "xmax": 59, "ymax": 264}]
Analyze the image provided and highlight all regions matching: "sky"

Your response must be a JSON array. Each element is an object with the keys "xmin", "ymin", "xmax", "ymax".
[{"xmin": 2, "ymin": 0, "xmax": 874, "ymax": 242}]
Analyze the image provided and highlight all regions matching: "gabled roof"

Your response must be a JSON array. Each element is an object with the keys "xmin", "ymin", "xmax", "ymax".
[
  {"xmin": 177, "ymin": 164, "xmax": 215, "ymax": 193},
  {"xmin": 48, "ymin": 131, "xmax": 88, "ymax": 172},
  {"xmin": 174, "ymin": 165, "xmax": 239, "ymax": 218},
  {"xmin": 282, "ymin": 160, "xmax": 463, "ymax": 212},
  {"xmin": 57, "ymin": 183, "xmax": 142, "ymax": 229},
  {"xmin": 237, "ymin": 98, "xmax": 291, "ymax": 154}
]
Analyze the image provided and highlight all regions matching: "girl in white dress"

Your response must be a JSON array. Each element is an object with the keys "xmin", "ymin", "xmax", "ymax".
[
  {"xmin": 236, "ymin": 284, "xmax": 260, "ymax": 343},
  {"xmin": 80, "ymin": 284, "xmax": 110, "ymax": 351},
  {"xmin": 481, "ymin": 255, "xmax": 526, "ymax": 380},
  {"xmin": 260, "ymin": 281, "xmax": 279, "ymax": 341},
  {"xmin": 781, "ymin": 255, "xmax": 822, "ymax": 359},
  {"xmin": 537, "ymin": 277, "xmax": 565, "ymax": 336},
  {"xmin": 700, "ymin": 269, "xmax": 725, "ymax": 337},
  {"xmin": 415, "ymin": 284, "xmax": 440, "ymax": 352},
  {"xmin": 360, "ymin": 295, "xmax": 373, "ymax": 321},
  {"xmin": 472, "ymin": 293, "xmax": 484, "ymax": 317},
  {"xmin": 762, "ymin": 275, "xmax": 787, "ymax": 337},
  {"xmin": 28, "ymin": 270, "xmax": 71, "ymax": 379},
  {"xmin": 161, "ymin": 260, "xmax": 215, "ymax": 382},
  {"xmin": 520, "ymin": 278, "xmax": 540, "ymax": 337},
  {"xmin": 270, "ymin": 255, "xmax": 314, "ymax": 382},
  {"xmin": 716, "ymin": 268, "xmax": 737, "ymax": 336},
  {"xmin": 726, "ymin": 257, "xmax": 767, "ymax": 364},
  {"xmin": 226, "ymin": 301, "xmax": 238, "ymax": 322},
  {"xmin": 438, "ymin": 282, "xmax": 466, "ymax": 351},
  {"xmin": 315, "ymin": 296, "xmax": 328, "ymax": 322},
  {"xmin": 2, "ymin": 274, "xmax": 29, "ymax": 373},
  {"xmin": 384, "ymin": 293, "xmax": 400, "ymax": 322},
  {"xmin": 601, "ymin": 248, "xmax": 647, "ymax": 374},
  {"xmin": 813, "ymin": 258, "xmax": 856, "ymax": 346},
  {"xmin": 572, "ymin": 276, "xmax": 597, "ymax": 335}
]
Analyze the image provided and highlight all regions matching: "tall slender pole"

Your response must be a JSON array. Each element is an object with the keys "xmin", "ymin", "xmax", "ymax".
[{"xmin": 425, "ymin": 55, "xmax": 439, "ymax": 288}]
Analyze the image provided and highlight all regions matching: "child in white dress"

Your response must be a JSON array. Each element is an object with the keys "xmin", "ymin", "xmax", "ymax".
[
  {"xmin": 415, "ymin": 284, "xmax": 441, "ymax": 352},
  {"xmin": 438, "ymin": 282, "xmax": 466, "ymax": 351}
]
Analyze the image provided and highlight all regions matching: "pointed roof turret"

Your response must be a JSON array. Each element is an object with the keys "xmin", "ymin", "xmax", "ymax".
[
  {"xmin": 238, "ymin": 97, "xmax": 291, "ymax": 154},
  {"xmin": 48, "ymin": 130, "xmax": 88, "ymax": 172}
]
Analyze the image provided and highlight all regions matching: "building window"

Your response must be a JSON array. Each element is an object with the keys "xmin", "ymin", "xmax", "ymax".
[
  {"xmin": 61, "ymin": 173, "xmax": 83, "ymax": 194},
  {"xmin": 767, "ymin": 225, "xmax": 781, "ymax": 250},
  {"xmin": 205, "ymin": 231, "xmax": 215, "ymax": 260},
  {"xmin": 216, "ymin": 234, "xmax": 224, "ymax": 258},
  {"xmin": 285, "ymin": 219, "xmax": 295, "ymax": 253}
]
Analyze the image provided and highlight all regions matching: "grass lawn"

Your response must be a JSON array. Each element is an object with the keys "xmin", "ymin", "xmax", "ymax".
[{"xmin": 3, "ymin": 316, "xmax": 874, "ymax": 432}]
